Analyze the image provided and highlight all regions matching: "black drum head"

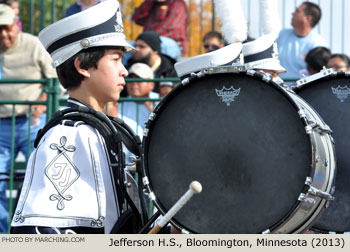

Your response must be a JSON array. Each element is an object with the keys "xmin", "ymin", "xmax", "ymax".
[
  {"xmin": 144, "ymin": 73, "xmax": 311, "ymax": 233},
  {"xmin": 296, "ymin": 73, "xmax": 350, "ymax": 233}
]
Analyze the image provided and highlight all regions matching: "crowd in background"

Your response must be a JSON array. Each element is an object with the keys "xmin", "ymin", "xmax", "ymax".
[{"xmin": 1, "ymin": 0, "xmax": 350, "ymax": 233}]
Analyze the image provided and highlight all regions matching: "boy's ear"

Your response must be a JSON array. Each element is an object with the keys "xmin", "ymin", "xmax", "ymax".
[{"xmin": 74, "ymin": 57, "xmax": 90, "ymax": 78}]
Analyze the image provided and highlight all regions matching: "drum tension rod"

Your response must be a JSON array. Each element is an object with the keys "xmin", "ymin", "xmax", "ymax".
[
  {"xmin": 299, "ymin": 110, "xmax": 333, "ymax": 135},
  {"xmin": 303, "ymin": 177, "xmax": 334, "ymax": 201},
  {"xmin": 309, "ymin": 122, "xmax": 333, "ymax": 135}
]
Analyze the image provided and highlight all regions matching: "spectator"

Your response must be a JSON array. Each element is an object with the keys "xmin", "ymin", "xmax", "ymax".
[
  {"xmin": 277, "ymin": 2, "xmax": 327, "ymax": 84},
  {"xmin": 159, "ymin": 81, "xmax": 174, "ymax": 97},
  {"xmin": 0, "ymin": 0, "xmax": 22, "ymax": 31},
  {"xmin": 64, "ymin": 0, "xmax": 100, "ymax": 17},
  {"xmin": 11, "ymin": 0, "xmax": 148, "ymax": 234},
  {"xmin": 119, "ymin": 63, "xmax": 159, "ymax": 130},
  {"xmin": 0, "ymin": 4, "xmax": 57, "ymax": 233},
  {"xmin": 125, "ymin": 31, "xmax": 177, "ymax": 95},
  {"xmin": 302, "ymin": 46, "xmax": 331, "ymax": 76},
  {"xmin": 327, "ymin": 54, "xmax": 350, "ymax": 72},
  {"xmin": 133, "ymin": 0, "xmax": 188, "ymax": 56},
  {"xmin": 202, "ymin": 31, "xmax": 225, "ymax": 53}
]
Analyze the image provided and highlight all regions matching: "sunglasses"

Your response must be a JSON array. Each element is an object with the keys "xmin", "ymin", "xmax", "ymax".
[
  {"xmin": 329, "ymin": 65, "xmax": 347, "ymax": 70},
  {"xmin": 204, "ymin": 44, "xmax": 220, "ymax": 51}
]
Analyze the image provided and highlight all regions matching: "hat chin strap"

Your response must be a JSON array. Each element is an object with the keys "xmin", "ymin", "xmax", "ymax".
[
  {"xmin": 244, "ymin": 58, "xmax": 283, "ymax": 71},
  {"xmin": 51, "ymin": 33, "xmax": 131, "ymax": 67}
]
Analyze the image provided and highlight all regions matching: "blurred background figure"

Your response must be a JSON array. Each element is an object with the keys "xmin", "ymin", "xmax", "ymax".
[
  {"xmin": 277, "ymin": 2, "xmax": 327, "ymax": 85},
  {"xmin": 0, "ymin": 4, "xmax": 57, "ymax": 233},
  {"xmin": 301, "ymin": 46, "xmax": 331, "ymax": 76},
  {"xmin": 119, "ymin": 63, "xmax": 159, "ymax": 130},
  {"xmin": 159, "ymin": 81, "xmax": 174, "ymax": 97},
  {"xmin": 133, "ymin": 0, "xmax": 188, "ymax": 57},
  {"xmin": 0, "ymin": 0, "xmax": 22, "ymax": 31},
  {"xmin": 202, "ymin": 31, "xmax": 225, "ymax": 53},
  {"xmin": 327, "ymin": 54, "xmax": 350, "ymax": 72},
  {"xmin": 65, "ymin": 0, "xmax": 100, "ymax": 17},
  {"xmin": 125, "ymin": 30, "xmax": 176, "ymax": 96}
]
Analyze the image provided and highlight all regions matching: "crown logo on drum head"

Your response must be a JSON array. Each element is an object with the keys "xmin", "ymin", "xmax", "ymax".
[
  {"xmin": 215, "ymin": 86, "xmax": 241, "ymax": 106},
  {"xmin": 332, "ymin": 85, "xmax": 350, "ymax": 102}
]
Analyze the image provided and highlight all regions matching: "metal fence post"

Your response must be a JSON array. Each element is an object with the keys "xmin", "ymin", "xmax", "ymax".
[{"xmin": 45, "ymin": 78, "xmax": 53, "ymax": 120}]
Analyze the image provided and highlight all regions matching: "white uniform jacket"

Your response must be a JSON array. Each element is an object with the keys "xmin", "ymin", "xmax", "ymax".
[{"xmin": 12, "ymin": 99, "xmax": 124, "ymax": 233}]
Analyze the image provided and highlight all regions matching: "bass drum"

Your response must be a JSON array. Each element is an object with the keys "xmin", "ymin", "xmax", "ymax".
[
  {"xmin": 142, "ymin": 70, "xmax": 335, "ymax": 233},
  {"xmin": 295, "ymin": 70, "xmax": 350, "ymax": 233}
]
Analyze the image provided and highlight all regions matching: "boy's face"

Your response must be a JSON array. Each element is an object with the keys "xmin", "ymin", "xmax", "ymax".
[{"xmin": 86, "ymin": 49, "xmax": 128, "ymax": 103}]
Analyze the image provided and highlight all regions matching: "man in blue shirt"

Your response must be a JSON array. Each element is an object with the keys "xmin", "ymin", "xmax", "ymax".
[
  {"xmin": 65, "ymin": 0, "xmax": 99, "ymax": 17},
  {"xmin": 277, "ymin": 1, "xmax": 327, "ymax": 85}
]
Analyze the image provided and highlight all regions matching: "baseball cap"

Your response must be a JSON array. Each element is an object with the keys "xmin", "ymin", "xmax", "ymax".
[
  {"xmin": 0, "ymin": 4, "xmax": 15, "ymax": 26},
  {"xmin": 128, "ymin": 63, "xmax": 154, "ymax": 79}
]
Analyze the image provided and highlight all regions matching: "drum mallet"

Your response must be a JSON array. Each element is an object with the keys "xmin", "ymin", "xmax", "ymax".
[{"xmin": 148, "ymin": 181, "xmax": 202, "ymax": 234}]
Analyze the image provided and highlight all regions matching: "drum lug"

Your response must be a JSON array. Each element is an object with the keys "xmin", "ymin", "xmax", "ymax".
[
  {"xmin": 143, "ymin": 128, "xmax": 149, "ymax": 137},
  {"xmin": 181, "ymin": 77, "xmax": 191, "ymax": 85},
  {"xmin": 181, "ymin": 228, "xmax": 190, "ymax": 234},
  {"xmin": 142, "ymin": 176, "xmax": 150, "ymax": 186},
  {"xmin": 305, "ymin": 125, "xmax": 312, "ymax": 134},
  {"xmin": 308, "ymin": 121, "xmax": 333, "ymax": 135},
  {"xmin": 148, "ymin": 112, "xmax": 156, "ymax": 121},
  {"xmin": 246, "ymin": 69, "xmax": 256, "ymax": 76},
  {"xmin": 262, "ymin": 229, "xmax": 271, "ymax": 234},
  {"xmin": 262, "ymin": 72, "xmax": 273, "ymax": 83},
  {"xmin": 304, "ymin": 177, "xmax": 335, "ymax": 201},
  {"xmin": 143, "ymin": 190, "xmax": 156, "ymax": 201},
  {"xmin": 298, "ymin": 109, "xmax": 307, "ymax": 119},
  {"xmin": 315, "ymin": 124, "xmax": 333, "ymax": 135},
  {"xmin": 304, "ymin": 120, "xmax": 333, "ymax": 135}
]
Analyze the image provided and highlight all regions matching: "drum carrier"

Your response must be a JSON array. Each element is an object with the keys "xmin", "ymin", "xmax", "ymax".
[{"xmin": 33, "ymin": 106, "xmax": 148, "ymax": 233}]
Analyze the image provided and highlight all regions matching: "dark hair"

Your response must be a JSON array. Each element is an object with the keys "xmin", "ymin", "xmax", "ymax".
[
  {"xmin": 56, "ymin": 46, "xmax": 124, "ymax": 90},
  {"xmin": 305, "ymin": 46, "xmax": 331, "ymax": 74},
  {"xmin": 202, "ymin": 31, "xmax": 224, "ymax": 44},
  {"xmin": 329, "ymin": 53, "xmax": 350, "ymax": 68},
  {"xmin": 302, "ymin": 2, "xmax": 322, "ymax": 27}
]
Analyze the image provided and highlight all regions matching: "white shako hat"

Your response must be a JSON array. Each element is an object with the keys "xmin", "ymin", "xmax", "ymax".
[
  {"xmin": 242, "ymin": 33, "xmax": 286, "ymax": 73},
  {"xmin": 174, "ymin": 42, "xmax": 243, "ymax": 78},
  {"xmin": 38, "ymin": 0, "xmax": 134, "ymax": 68}
]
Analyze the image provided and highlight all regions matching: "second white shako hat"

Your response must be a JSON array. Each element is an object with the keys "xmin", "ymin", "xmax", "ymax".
[
  {"xmin": 174, "ymin": 42, "xmax": 243, "ymax": 78},
  {"xmin": 242, "ymin": 33, "xmax": 286, "ymax": 73},
  {"xmin": 38, "ymin": 0, "xmax": 134, "ymax": 68}
]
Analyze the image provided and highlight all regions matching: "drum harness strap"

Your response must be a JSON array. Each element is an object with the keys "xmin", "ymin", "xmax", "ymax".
[{"xmin": 34, "ymin": 106, "xmax": 148, "ymax": 233}]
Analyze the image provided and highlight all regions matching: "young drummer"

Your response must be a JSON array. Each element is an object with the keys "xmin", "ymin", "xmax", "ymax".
[{"xmin": 11, "ymin": 0, "xmax": 142, "ymax": 234}]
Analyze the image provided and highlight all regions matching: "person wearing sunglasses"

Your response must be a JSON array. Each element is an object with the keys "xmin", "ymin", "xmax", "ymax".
[
  {"xmin": 327, "ymin": 53, "xmax": 350, "ymax": 72},
  {"xmin": 202, "ymin": 31, "xmax": 225, "ymax": 53}
]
